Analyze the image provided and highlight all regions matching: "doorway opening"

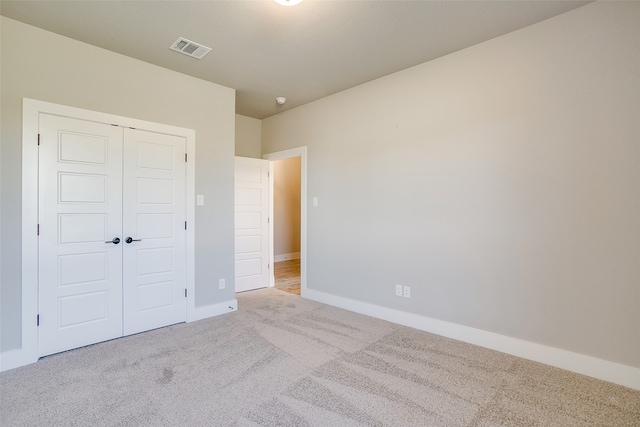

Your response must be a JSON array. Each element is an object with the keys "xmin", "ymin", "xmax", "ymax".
[
  {"xmin": 272, "ymin": 157, "xmax": 301, "ymax": 295},
  {"xmin": 264, "ymin": 147, "xmax": 307, "ymax": 297},
  {"xmin": 274, "ymin": 259, "xmax": 300, "ymax": 295}
]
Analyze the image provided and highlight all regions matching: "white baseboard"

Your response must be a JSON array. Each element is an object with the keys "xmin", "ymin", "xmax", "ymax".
[
  {"xmin": 189, "ymin": 299, "xmax": 238, "ymax": 322},
  {"xmin": 304, "ymin": 289, "xmax": 640, "ymax": 391},
  {"xmin": 0, "ymin": 348, "xmax": 38, "ymax": 373},
  {"xmin": 1, "ymin": 299, "xmax": 238, "ymax": 373},
  {"xmin": 274, "ymin": 252, "xmax": 300, "ymax": 262}
]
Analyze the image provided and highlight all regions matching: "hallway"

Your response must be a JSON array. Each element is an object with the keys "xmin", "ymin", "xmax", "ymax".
[{"xmin": 273, "ymin": 259, "xmax": 300, "ymax": 295}]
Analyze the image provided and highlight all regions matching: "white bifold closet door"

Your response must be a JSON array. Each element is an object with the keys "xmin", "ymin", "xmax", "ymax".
[{"xmin": 38, "ymin": 114, "xmax": 186, "ymax": 357}]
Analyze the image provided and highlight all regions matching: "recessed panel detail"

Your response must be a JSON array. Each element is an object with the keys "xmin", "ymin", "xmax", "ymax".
[
  {"xmin": 235, "ymin": 165, "xmax": 262, "ymax": 183},
  {"xmin": 59, "ymin": 131, "xmax": 108, "ymax": 165},
  {"xmin": 138, "ymin": 141, "xmax": 174, "ymax": 171},
  {"xmin": 137, "ymin": 281, "xmax": 173, "ymax": 312},
  {"xmin": 236, "ymin": 275, "xmax": 263, "ymax": 291},
  {"xmin": 137, "ymin": 178, "xmax": 174, "ymax": 204},
  {"xmin": 137, "ymin": 248, "xmax": 173, "ymax": 276},
  {"xmin": 235, "ymin": 258, "xmax": 262, "ymax": 278},
  {"xmin": 59, "ymin": 253, "xmax": 107, "ymax": 286},
  {"xmin": 235, "ymin": 212, "xmax": 261, "ymax": 230},
  {"xmin": 59, "ymin": 214, "xmax": 106, "ymax": 244},
  {"xmin": 59, "ymin": 291, "xmax": 108, "ymax": 328},
  {"xmin": 59, "ymin": 173, "xmax": 107, "ymax": 203},
  {"xmin": 235, "ymin": 235, "xmax": 261, "ymax": 254},
  {"xmin": 137, "ymin": 214, "xmax": 173, "ymax": 239},
  {"xmin": 235, "ymin": 188, "xmax": 261, "ymax": 206}
]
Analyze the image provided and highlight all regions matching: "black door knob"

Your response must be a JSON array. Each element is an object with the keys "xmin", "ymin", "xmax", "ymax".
[
  {"xmin": 125, "ymin": 237, "xmax": 133, "ymax": 244},
  {"xmin": 105, "ymin": 237, "xmax": 120, "ymax": 244}
]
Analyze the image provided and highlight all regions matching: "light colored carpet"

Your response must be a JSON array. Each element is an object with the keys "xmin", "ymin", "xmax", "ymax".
[{"xmin": 1, "ymin": 288, "xmax": 638, "ymax": 426}]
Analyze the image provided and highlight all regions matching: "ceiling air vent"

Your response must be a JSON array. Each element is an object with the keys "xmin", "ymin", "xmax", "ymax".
[{"xmin": 169, "ymin": 37, "xmax": 211, "ymax": 60}]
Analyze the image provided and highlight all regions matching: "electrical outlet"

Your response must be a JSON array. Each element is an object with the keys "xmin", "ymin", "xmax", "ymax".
[
  {"xmin": 395, "ymin": 284, "xmax": 403, "ymax": 296},
  {"xmin": 219, "ymin": 279, "xmax": 225, "ymax": 290},
  {"xmin": 403, "ymin": 286, "xmax": 411, "ymax": 298}
]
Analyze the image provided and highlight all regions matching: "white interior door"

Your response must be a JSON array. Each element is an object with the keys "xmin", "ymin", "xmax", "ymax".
[
  {"xmin": 123, "ymin": 129, "xmax": 187, "ymax": 335},
  {"xmin": 38, "ymin": 114, "xmax": 187, "ymax": 357},
  {"xmin": 38, "ymin": 114, "xmax": 124, "ymax": 356},
  {"xmin": 234, "ymin": 157, "xmax": 270, "ymax": 292}
]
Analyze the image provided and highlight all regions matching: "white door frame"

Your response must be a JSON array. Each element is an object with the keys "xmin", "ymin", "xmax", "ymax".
[
  {"xmin": 263, "ymin": 147, "xmax": 307, "ymax": 297},
  {"xmin": 18, "ymin": 98, "xmax": 196, "ymax": 369}
]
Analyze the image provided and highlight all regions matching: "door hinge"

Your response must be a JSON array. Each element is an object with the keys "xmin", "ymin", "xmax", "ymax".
[
  {"xmin": 37, "ymin": 314, "xmax": 40, "ymax": 326},
  {"xmin": 185, "ymin": 153, "xmax": 187, "ymax": 162},
  {"xmin": 185, "ymin": 221, "xmax": 187, "ymax": 230},
  {"xmin": 37, "ymin": 224, "xmax": 40, "ymax": 235},
  {"xmin": 184, "ymin": 289, "xmax": 187, "ymax": 298},
  {"xmin": 37, "ymin": 134, "xmax": 41, "ymax": 145}
]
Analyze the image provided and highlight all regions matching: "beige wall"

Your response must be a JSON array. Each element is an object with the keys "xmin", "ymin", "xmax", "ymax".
[
  {"xmin": 274, "ymin": 157, "xmax": 301, "ymax": 257},
  {"xmin": 235, "ymin": 114, "xmax": 262, "ymax": 158},
  {"xmin": 0, "ymin": 17, "xmax": 236, "ymax": 352},
  {"xmin": 262, "ymin": 2, "xmax": 640, "ymax": 367}
]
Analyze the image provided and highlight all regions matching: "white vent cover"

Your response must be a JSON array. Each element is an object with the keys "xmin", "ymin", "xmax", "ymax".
[{"xmin": 170, "ymin": 37, "xmax": 211, "ymax": 60}]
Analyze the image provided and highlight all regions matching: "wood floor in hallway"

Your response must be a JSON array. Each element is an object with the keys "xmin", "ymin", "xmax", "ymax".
[{"xmin": 274, "ymin": 259, "xmax": 300, "ymax": 295}]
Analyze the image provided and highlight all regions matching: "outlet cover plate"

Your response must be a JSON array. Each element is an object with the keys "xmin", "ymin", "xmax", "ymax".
[
  {"xmin": 395, "ymin": 284, "xmax": 403, "ymax": 296},
  {"xmin": 403, "ymin": 286, "xmax": 411, "ymax": 298}
]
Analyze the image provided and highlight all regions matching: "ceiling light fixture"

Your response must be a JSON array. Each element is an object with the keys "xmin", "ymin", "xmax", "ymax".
[
  {"xmin": 276, "ymin": 97, "xmax": 287, "ymax": 105},
  {"xmin": 274, "ymin": 0, "xmax": 303, "ymax": 6}
]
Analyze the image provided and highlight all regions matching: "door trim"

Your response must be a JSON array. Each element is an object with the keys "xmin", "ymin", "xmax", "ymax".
[
  {"xmin": 20, "ymin": 98, "xmax": 196, "ymax": 367},
  {"xmin": 263, "ymin": 147, "xmax": 307, "ymax": 297}
]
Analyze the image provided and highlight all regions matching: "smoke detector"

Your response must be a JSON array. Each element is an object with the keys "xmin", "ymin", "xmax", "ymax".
[
  {"xmin": 170, "ymin": 37, "xmax": 211, "ymax": 60},
  {"xmin": 276, "ymin": 97, "xmax": 287, "ymax": 105}
]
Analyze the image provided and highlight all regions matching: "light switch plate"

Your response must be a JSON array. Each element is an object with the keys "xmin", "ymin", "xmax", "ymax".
[
  {"xmin": 197, "ymin": 195, "xmax": 204, "ymax": 206},
  {"xmin": 313, "ymin": 197, "xmax": 318, "ymax": 207}
]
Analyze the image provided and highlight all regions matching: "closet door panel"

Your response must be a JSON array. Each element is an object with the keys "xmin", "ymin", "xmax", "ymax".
[
  {"xmin": 122, "ymin": 128, "xmax": 187, "ymax": 335},
  {"xmin": 38, "ymin": 114, "xmax": 124, "ymax": 357}
]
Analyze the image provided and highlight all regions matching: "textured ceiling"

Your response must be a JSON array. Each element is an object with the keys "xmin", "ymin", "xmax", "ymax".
[{"xmin": 0, "ymin": 0, "xmax": 590, "ymax": 119}]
